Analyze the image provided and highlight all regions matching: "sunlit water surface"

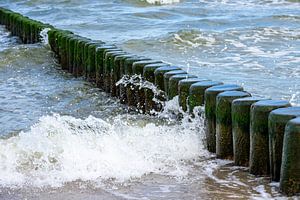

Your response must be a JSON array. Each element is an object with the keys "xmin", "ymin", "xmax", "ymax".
[{"xmin": 0, "ymin": 0, "xmax": 299, "ymax": 199}]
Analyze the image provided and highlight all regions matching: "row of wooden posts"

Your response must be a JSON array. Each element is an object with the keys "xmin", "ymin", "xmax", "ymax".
[{"xmin": 1, "ymin": 7, "xmax": 300, "ymax": 196}]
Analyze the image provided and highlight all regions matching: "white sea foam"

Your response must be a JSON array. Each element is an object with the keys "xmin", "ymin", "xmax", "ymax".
[
  {"xmin": 40, "ymin": 28, "xmax": 51, "ymax": 45},
  {"xmin": 0, "ymin": 112, "xmax": 205, "ymax": 187},
  {"xmin": 143, "ymin": 0, "xmax": 180, "ymax": 5},
  {"xmin": 173, "ymin": 31, "xmax": 217, "ymax": 48}
]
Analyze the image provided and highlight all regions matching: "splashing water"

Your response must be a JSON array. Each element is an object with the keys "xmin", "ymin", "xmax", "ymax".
[
  {"xmin": 40, "ymin": 28, "xmax": 51, "ymax": 45},
  {"xmin": 116, "ymin": 74, "xmax": 167, "ymax": 108},
  {"xmin": 0, "ymin": 112, "xmax": 206, "ymax": 188}
]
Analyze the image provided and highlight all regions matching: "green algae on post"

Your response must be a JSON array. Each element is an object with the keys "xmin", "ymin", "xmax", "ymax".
[
  {"xmin": 84, "ymin": 41, "xmax": 106, "ymax": 80},
  {"xmin": 74, "ymin": 38, "xmax": 91, "ymax": 77},
  {"xmin": 163, "ymin": 70, "xmax": 187, "ymax": 98},
  {"xmin": 57, "ymin": 31, "xmax": 74, "ymax": 70},
  {"xmin": 189, "ymin": 81, "xmax": 223, "ymax": 113},
  {"xmin": 250, "ymin": 100, "xmax": 290, "ymax": 176},
  {"xmin": 132, "ymin": 60, "xmax": 162, "ymax": 76},
  {"xmin": 178, "ymin": 78, "xmax": 210, "ymax": 112},
  {"xmin": 232, "ymin": 97, "xmax": 266, "ymax": 167},
  {"xmin": 215, "ymin": 91, "xmax": 251, "ymax": 159},
  {"xmin": 144, "ymin": 63, "xmax": 170, "ymax": 83},
  {"xmin": 86, "ymin": 41, "xmax": 104, "ymax": 82},
  {"xmin": 205, "ymin": 84, "xmax": 243, "ymax": 153},
  {"xmin": 47, "ymin": 28, "xmax": 60, "ymax": 55},
  {"xmin": 109, "ymin": 52, "xmax": 128, "ymax": 96},
  {"xmin": 154, "ymin": 66, "xmax": 181, "ymax": 91},
  {"xmin": 67, "ymin": 35, "xmax": 84, "ymax": 74},
  {"xmin": 280, "ymin": 117, "xmax": 300, "ymax": 196},
  {"xmin": 103, "ymin": 49, "xmax": 124, "ymax": 93},
  {"xmin": 95, "ymin": 44, "xmax": 117, "ymax": 88},
  {"xmin": 168, "ymin": 74, "xmax": 197, "ymax": 100},
  {"xmin": 269, "ymin": 107, "xmax": 300, "ymax": 181}
]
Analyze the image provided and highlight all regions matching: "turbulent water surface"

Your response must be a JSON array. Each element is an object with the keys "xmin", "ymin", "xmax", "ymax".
[{"xmin": 0, "ymin": 0, "xmax": 299, "ymax": 199}]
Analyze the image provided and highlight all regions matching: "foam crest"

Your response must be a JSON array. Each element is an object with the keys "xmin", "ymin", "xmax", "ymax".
[
  {"xmin": 0, "ymin": 113, "xmax": 205, "ymax": 187},
  {"xmin": 172, "ymin": 30, "xmax": 217, "ymax": 48},
  {"xmin": 143, "ymin": 0, "xmax": 180, "ymax": 5}
]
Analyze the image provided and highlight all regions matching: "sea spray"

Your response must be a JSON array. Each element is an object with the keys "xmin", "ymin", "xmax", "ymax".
[
  {"xmin": 116, "ymin": 74, "xmax": 167, "ymax": 111},
  {"xmin": 0, "ymin": 111, "xmax": 206, "ymax": 187},
  {"xmin": 40, "ymin": 28, "xmax": 51, "ymax": 45}
]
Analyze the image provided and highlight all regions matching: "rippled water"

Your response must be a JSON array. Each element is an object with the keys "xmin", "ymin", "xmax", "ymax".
[{"xmin": 0, "ymin": 0, "xmax": 299, "ymax": 199}]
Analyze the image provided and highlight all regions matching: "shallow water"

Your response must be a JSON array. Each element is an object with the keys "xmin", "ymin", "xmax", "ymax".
[{"xmin": 0, "ymin": 0, "xmax": 299, "ymax": 199}]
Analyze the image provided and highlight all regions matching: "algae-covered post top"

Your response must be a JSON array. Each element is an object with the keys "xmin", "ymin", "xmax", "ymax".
[
  {"xmin": 124, "ymin": 57, "xmax": 151, "ymax": 75},
  {"xmin": 114, "ymin": 54, "xmax": 135, "ymax": 73},
  {"xmin": 178, "ymin": 78, "xmax": 209, "ymax": 112},
  {"xmin": 143, "ymin": 63, "xmax": 170, "ymax": 83},
  {"xmin": 154, "ymin": 66, "xmax": 181, "ymax": 91},
  {"xmin": 163, "ymin": 70, "xmax": 187, "ymax": 95},
  {"xmin": 189, "ymin": 80, "xmax": 223, "ymax": 112},
  {"xmin": 132, "ymin": 60, "xmax": 162, "ymax": 75},
  {"xmin": 168, "ymin": 74, "xmax": 197, "ymax": 100}
]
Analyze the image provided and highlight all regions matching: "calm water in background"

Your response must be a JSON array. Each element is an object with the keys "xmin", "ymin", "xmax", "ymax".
[{"xmin": 0, "ymin": 0, "xmax": 299, "ymax": 199}]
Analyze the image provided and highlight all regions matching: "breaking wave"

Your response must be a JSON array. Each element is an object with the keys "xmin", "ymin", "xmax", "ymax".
[{"xmin": 0, "ymin": 107, "xmax": 206, "ymax": 187}]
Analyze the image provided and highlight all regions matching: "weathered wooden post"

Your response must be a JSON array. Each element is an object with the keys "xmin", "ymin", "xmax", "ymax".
[
  {"xmin": 163, "ymin": 70, "xmax": 187, "ymax": 98},
  {"xmin": 280, "ymin": 117, "xmax": 300, "ymax": 196},
  {"xmin": 109, "ymin": 52, "xmax": 130, "ymax": 96},
  {"xmin": 178, "ymin": 78, "xmax": 209, "ymax": 112},
  {"xmin": 74, "ymin": 38, "xmax": 91, "ymax": 77},
  {"xmin": 11, "ymin": 13, "xmax": 21, "ymax": 37},
  {"xmin": 21, "ymin": 17, "xmax": 31, "ymax": 43},
  {"xmin": 232, "ymin": 97, "xmax": 265, "ymax": 166},
  {"xmin": 250, "ymin": 100, "xmax": 290, "ymax": 176},
  {"xmin": 94, "ymin": 44, "xmax": 117, "ymax": 88},
  {"xmin": 57, "ymin": 31, "xmax": 74, "ymax": 70},
  {"xmin": 205, "ymin": 84, "xmax": 243, "ymax": 153},
  {"xmin": 66, "ymin": 35, "xmax": 84, "ymax": 74},
  {"xmin": 104, "ymin": 50, "xmax": 126, "ymax": 95},
  {"xmin": 86, "ymin": 41, "xmax": 104, "ymax": 82},
  {"xmin": 103, "ymin": 49, "xmax": 124, "ymax": 93},
  {"xmin": 168, "ymin": 74, "xmax": 197, "ymax": 100},
  {"xmin": 215, "ymin": 91, "xmax": 251, "ymax": 159},
  {"xmin": 64, "ymin": 34, "xmax": 73, "ymax": 71},
  {"xmin": 188, "ymin": 81, "xmax": 223, "ymax": 113},
  {"xmin": 154, "ymin": 66, "xmax": 181, "ymax": 91},
  {"xmin": 269, "ymin": 107, "xmax": 300, "ymax": 181},
  {"xmin": 48, "ymin": 28, "xmax": 60, "ymax": 55}
]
